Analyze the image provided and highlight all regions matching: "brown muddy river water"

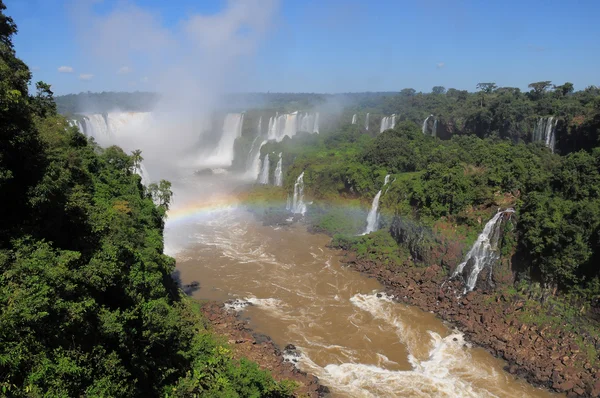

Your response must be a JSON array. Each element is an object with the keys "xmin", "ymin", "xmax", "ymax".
[{"xmin": 165, "ymin": 175, "xmax": 556, "ymax": 398}]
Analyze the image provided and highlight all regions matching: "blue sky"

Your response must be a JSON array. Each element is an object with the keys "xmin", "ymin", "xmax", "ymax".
[{"xmin": 6, "ymin": 0, "xmax": 600, "ymax": 95}]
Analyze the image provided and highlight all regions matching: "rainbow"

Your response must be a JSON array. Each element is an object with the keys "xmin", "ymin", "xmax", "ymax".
[{"xmin": 166, "ymin": 195, "xmax": 241, "ymax": 225}]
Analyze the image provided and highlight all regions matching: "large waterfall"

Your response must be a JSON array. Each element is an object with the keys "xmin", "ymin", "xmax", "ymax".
[
  {"xmin": 69, "ymin": 112, "xmax": 153, "ymax": 184},
  {"xmin": 274, "ymin": 153, "xmax": 283, "ymax": 186},
  {"xmin": 206, "ymin": 113, "xmax": 244, "ymax": 166},
  {"xmin": 363, "ymin": 174, "xmax": 391, "ymax": 234},
  {"xmin": 351, "ymin": 114, "xmax": 357, "ymax": 124},
  {"xmin": 452, "ymin": 209, "xmax": 515, "ymax": 292},
  {"xmin": 365, "ymin": 113, "xmax": 370, "ymax": 130},
  {"xmin": 289, "ymin": 172, "xmax": 307, "ymax": 215},
  {"xmin": 258, "ymin": 154, "xmax": 270, "ymax": 184},
  {"xmin": 267, "ymin": 111, "xmax": 320, "ymax": 142},
  {"xmin": 380, "ymin": 115, "xmax": 396, "ymax": 133},
  {"xmin": 532, "ymin": 116, "xmax": 557, "ymax": 152}
]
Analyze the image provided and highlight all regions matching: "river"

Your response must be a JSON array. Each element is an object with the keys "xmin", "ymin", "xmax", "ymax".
[{"xmin": 165, "ymin": 174, "xmax": 555, "ymax": 398}]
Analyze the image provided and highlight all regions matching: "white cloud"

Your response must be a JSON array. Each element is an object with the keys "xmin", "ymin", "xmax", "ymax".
[
  {"xmin": 117, "ymin": 66, "xmax": 131, "ymax": 74},
  {"xmin": 58, "ymin": 66, "xmax": 74, "ymax": 73},
  {"xmin": 436, "ymin": 62, "xmax": 445, "ymax": 69},
  {"xmin": 79, "ymin": 73, "xmax": 94, "ymax": 80}
]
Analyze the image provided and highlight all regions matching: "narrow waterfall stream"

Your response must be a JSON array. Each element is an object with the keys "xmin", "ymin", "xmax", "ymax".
[{"xmin": 166, "ymin": 174, "xmax": 555, "ymax": 398}]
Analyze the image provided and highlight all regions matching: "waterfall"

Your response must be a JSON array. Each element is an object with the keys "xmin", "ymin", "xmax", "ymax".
[
  {"xmin": 274, "ymin": 153, "xmax": 283, "ymax": 186},
  {"xmin": 422, "ymin": 115, "xmax": 434, "ymax": 135},
  {"xmin": 380, "ymin": 115, "xmax": 396, "ymax": 133},
  {"xmin": 68, "ymin": 119, "xmax": 84, "ymax": 134},
  {"xmin": 137, "ymin": 162, "xmax": 151, "ymax": 186},
  {"xmin": 258, "ymin": 154, "xmax": 270, "ymax": 184},
  {"xmin": 267, "ymin": 111, "xmax": 319, "ymax": 141},
  {"xmin": 246, "ymin": 136, "xmax": 268, "ymax": 178},
  {"xmin": 352, "ymin": 114, "xmax": 357, "ymax": 124},
  {"xmin": 452, "ymin": 209, "xmax": 515, "ymax": 292},
  {"xmin": 286, "ymin": 194, "xmax": 292, "ymax": 211},
  {"xmin": 432, "ymin": 119, "xmax": 438, "ymax": 137},
  {"xmin": 291, "ymin": 172, "xmax": 307, "ymax": 215},
  {"xmin": 363, "ymin": 174, "xmax": 391, "ymax": 234},
  {"xmin": 365, "ymin": 113, "xmax": 370, "ymax": 130},
  {"xmin": 257, "ymin": 116, "xmax": 262, "ymax": 136},
  {"xmin": 267, "ymin": 116, "xmax": 274, "ymax": 138},
  {"xmin": 532, "ymin": 116, "xmax": 557, "ymax": 152},
  {"xmin": 206, "ymin": 113, "xmax": 244, "ymax": 166}
]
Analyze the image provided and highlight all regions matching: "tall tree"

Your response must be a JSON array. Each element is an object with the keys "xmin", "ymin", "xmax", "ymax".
[
  {"xmin": 476, "ymin": 83, "xmax": 497, "ymax": 93},
  {"xmin": 432, "ymin": 86, "xmax": 446, "ymax": 95},
  {"xmin": 400, "ymin": 88, "xmax": 416, "ymax": 97},
  {"xmin": 554, "ymin": 82, "xmax": 574, "ymax": 97},
  {"xmin": 0, "ymin": 0, "xmax": 45, "ymax": 245},
  {"xmin": 528, "ymin": 81, "xmax": 553, "ymax": 98},
  {"xmin": 131, "ymin": 149, "xmax": 143, "ymax": 174}
]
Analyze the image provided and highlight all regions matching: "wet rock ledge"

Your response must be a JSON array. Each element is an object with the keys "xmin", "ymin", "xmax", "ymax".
[{"xmin": 200, "ymin": 302, "xmax": 328, "ymax": 397}]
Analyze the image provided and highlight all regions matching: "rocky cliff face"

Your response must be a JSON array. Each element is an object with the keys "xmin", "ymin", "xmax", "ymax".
[{"xmin": 389, "ymin": 216, "xmax": 465, "ymax": 270}]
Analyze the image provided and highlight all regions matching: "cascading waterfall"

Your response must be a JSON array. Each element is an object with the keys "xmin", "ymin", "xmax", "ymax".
[
  {"xmin": 246, "ymin": 136, "xmax": 266, "ymax": 178},
  {"xmin": 267, "ymin": 111, "xmax": 319, "ymax": 142},
  {"xmin": 291, "ymin": 172, "xmax": 307, "ymax": 215},
  {"xmin": 286, "ymin": 194, "xmax": 292, "ymax": 211},
  {"xmin": 432, "ymin": 119, "xmax": 438, "ymax": 137},
  {"xmin": 532, "ymin": 116, "xmax": 557, "ymax": 152},
  {"xmin": 352, "ymin": 114, "xmax": 357, "ymax": 124},
  {"xmin": 258, "ymin": 153, "xmax": 270, "ymax": 184},
  {"xmin": 452, "ymin": 209, "xmax": 515, "ymax": 292},
  {"xmin": 422, "ymin": 114, "xmax": 434, "ymax": 135},
  {"xmin": 206, "ymin": 113, "xmax": 244, "ymax": 166},
  {"xmin": 73, "ymin": 112, "xmax": 153, "ymax": 184},
  {"xmin": 365, "ymin": 113, "xmax": 370, "ymax": 130},
  {"xmin": 68, "ymin": 119, "xmax": 84, "ymax": 134},
  {"xmin": 257, "ymin": 116, "xmax": 262, "ymax": 136},
  {"xmin": 363, "ymin": 174, "xmax": 391, "ymax": 234},
  {"xmin": 137, "ymin": 162, "xmax": 151, "ymax": 186},
  {"xmin": 274, "ymin": 153, "xmax": 283, "ymax": 186},
  {"xmin": 380, "ymin": 115, "xmax": 396, "ymax": 133}
]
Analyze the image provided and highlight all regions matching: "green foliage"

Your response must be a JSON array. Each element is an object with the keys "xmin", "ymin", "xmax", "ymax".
[{"xmin": 0, "ymin": 4, "xmax": 293, "ymax": 396}]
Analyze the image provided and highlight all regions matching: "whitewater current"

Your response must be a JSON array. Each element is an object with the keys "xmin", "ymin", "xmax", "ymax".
[{"xmin": 165, "ymin": 174, "xmax": 555, "ymax": 398}]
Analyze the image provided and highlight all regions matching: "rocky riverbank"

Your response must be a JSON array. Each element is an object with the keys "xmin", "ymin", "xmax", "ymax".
[
  {"xmin": 343, "ymin": 255, "xmax": 600, "ymax": 398},
  {"xmin": 200, "ymin": 301, "xmax": 327, "ymax": 398}
]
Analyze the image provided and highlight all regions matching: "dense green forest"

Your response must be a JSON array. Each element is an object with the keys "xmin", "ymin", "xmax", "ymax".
[
  {"xmin": 0, "ymin": 3, "xmax": 294, "ymax": 397},
  {"xmin": 249, "ymin": 86, "xmax": 600, "ymax": 304}
]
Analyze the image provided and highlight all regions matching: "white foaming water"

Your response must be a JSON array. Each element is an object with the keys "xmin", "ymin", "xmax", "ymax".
[
  {"xmin": 453, "ymin": 209, "xmax": 515, "ymax": 292},
  {"xmin": 365, "ymin": 113, "xmax": 370, "ymax": 130},
  {"xmin": 274, "ymin": 153, "xmax": 283, "ymax": 186},
  {"xmin": 351, "ymin": 114, "xmax": 357, "ymax": 124},
  {"xmin": 308, "ymin": 293, "xmax": 504, "ymax": 398},
  {"xmin": 203, "ymin": 113, "xmax": 244, "ymax": 167},
  {"xmin": 258, "ymin": 153, "xmax": 270, "ymax": 184}
]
